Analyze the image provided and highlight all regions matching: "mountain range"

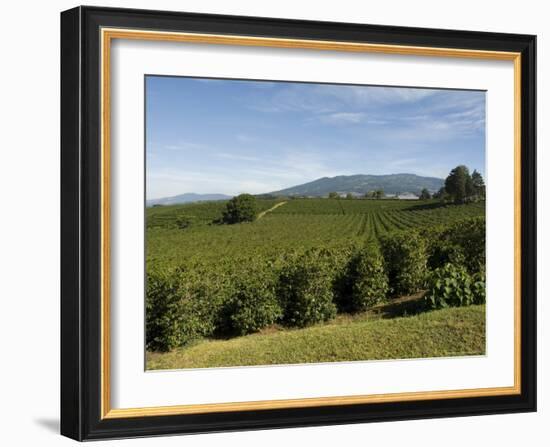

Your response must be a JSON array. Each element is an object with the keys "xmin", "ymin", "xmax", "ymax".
[
  {"xmin": 269, "ymin": 174, "xmax": 444, "ymax": 197},
  {"xmin": 146, "ymin": 193, "xmax": 233, "ymax": 207},
  {"xmin": 147, "ymin": 173, "xmax": 445, "ymax": 205}
]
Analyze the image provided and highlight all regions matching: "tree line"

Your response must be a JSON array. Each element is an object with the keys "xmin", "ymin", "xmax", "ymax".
[{"xmin": 435, "ymin": 165, "xmax": 485, "ymax": 204}]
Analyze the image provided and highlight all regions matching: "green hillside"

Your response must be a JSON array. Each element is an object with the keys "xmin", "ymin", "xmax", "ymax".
[{"xmin": 147, "ymin": 302, "xmax": 485, "ymax": 370}]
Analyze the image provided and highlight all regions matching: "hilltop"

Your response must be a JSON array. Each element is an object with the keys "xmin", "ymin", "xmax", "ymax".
[{"xmin": 270, "ymin": 173, "xmax": 443, "ymax": 197}]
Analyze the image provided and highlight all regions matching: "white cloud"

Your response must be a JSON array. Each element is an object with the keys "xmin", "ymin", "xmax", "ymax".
[
  {"xmin": 162, "ymin": 141, "xmax": 205, "ymax": 151},
  {"xmin": 217, "ymin": 152, "xmax": 260, "ymax": 162},
  {"xmin": 235, "ymin": 133, "xmax": 257, "ymax": 143},
  {"xmin": 322, "ymin": 85, "xmax": 437, "ymax": 106},
  {"xmin": 320, "ymin": 112, "xmax": 367, "ymax": 124}
]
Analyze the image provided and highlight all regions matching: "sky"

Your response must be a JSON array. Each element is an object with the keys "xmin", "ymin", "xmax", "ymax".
[{"xmin": 145, "ymin": 76, "xmax": 486, "ymax": 199}]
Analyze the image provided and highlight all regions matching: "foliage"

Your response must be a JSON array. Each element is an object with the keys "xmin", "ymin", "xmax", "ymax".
[
  {"xmin": 223, "ymin": 267, "xmax": 282, "ymax": 336},
  {"xmin": 432, "ymin": 186, "xmax": 448, "ymax": 201},
  {"xmin": 146, "ymin": 199, "xmax": 283, "ymax": 229},
  {"xmin": 425, "ymin": 263, "xmax": 486, "ymax": 309},
  {"xmin": 471, "ymin": 169, "xmax": 486, "ymax": 199},
  {"xmin": 328, "ymin": 192, "xmax": 339, "ymax": 199},
  {"xmin": 419, "ymin": 188, "xmax": 431, "ymax": 200},
  {"xmin": 346, "ymin": 193, "xmax": 354, "ymax": 200},
  {"xmin": 442, "ymin": 165, "xmax": 486, "ymax": 204},
  {"xmin": 444, "ymin": 165, "xmax": 470, "ymax": 204},
  {"xmin": 175, "ymin": 214, "xmax": 196, "ymax": 229},
  {"xmin": 278, "ymin": 250, "xmax": 337, "ymax": 327},
  {"xmin": 145, "ymin": 197, "xmax": 486, "ymax": 352},
  {"xmin": 379, "ymin": 231, "xmax": 428, "ymax": 296},
  {"xmin": 336, "ymin": 243, "xmax": 389, "ymax": 312},
  {"xmin": 145, "ymin": 267, "xmax": 223, "ymax": 351},
  {"xmin": 222, "ymin": 193, "xmax": 258, "ymax": 224},
  {"xmin": 424, "ymin": 217, "xmax": 485, "ymax": 274}
]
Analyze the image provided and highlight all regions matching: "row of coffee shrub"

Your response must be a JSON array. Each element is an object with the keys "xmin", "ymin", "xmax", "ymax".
[{"xmin": 146, "ymin": 217, "xmax": 485, "ymax": 351}]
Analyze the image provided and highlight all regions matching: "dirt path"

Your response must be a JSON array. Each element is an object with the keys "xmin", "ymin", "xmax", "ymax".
[{"xmin": 257, "ymin": 201, "xmax": 287, "ymax": 219}]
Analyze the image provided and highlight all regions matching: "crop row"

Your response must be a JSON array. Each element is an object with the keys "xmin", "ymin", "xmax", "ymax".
[
  {"xmin": 146, "ymin": 217, "xmax": 486, "ymax": 351},
  {"xmin": 147, "ymin": 203, "xmax": 485, "ymax": 270}
]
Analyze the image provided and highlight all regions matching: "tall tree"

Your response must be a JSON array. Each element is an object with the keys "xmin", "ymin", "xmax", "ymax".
[
  {"xmin": 328, "ymin": 192, "xmax": 339, "ymax": 199},
  {"xmin": 374, "ymin": 189, "xmax": 384, "ymax": 200},
  {"xmin": 444, "ymin": 165, "xmax": 471, "ymax": 204},
  {"xmin": 471, "ymin": 170, "xmax": 486, "ymax": 198}
]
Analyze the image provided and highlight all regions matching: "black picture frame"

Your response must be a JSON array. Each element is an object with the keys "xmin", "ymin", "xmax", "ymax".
[{"xmin": 61, "ymin": 5, "xmax": 536, "ymax": 441}]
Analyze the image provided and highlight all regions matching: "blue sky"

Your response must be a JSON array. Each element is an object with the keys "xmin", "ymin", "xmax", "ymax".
[{"xmin": 146, "ymin": 76, "xmax": 485, "ymax": 199}]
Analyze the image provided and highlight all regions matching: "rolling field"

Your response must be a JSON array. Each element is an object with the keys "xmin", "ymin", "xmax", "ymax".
[
  {"xmin": 145, "ymin": 197, "xmax": 486, "ymax": 369},
  {"xmin": 146, "ymin": 198, "xmax": 485, "ymax": 267}
]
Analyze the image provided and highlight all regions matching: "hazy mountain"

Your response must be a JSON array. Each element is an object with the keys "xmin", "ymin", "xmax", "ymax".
[
  {"xmin": 146, "ymin": 193, "xmax": 233, "ymax": 207},
  {"xmin": 270, "ymin": 174, "xmax": 444, "ymax": 197}
]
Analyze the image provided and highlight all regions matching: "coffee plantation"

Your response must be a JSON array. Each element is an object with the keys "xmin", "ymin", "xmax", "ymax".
[{"xmin": 146, "ymin": 198, "xmax": 486, "ymax": 363}]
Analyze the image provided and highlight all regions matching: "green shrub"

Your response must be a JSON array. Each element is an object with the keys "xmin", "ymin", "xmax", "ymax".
[
  {"xmin": 445, "ymin": 217, "xmax": 485, "ymax": 273},
  {"xmin": 224, "ymin": 270, "xmax": 282, "ymax": 336},
  {"xmin": 336, "ymin": 243, "xmax": 388, "ymax": 312},
  {"xmin": 278, "ymin": 249, "xmax": 337, "ymax": 327},
  {"xmin": 145, "ymin": 268, "xmax": 182, "ymax": 352},
  {"xmin": 471, "ymin": 270, "xmax": 486, "ymax": 304},
  {"xmin": 145, "ymin": 267, "xmax": 222, "ymax": 351},
  {"xmin": 422, "ymin": 224, "xmax": 461, "ymax": 270},
  {"xmin": 175, "ymin": 214, "xmax": 196, "ymax": 229},
  {"xmin": 425, "ymin": 263, "xmax": 486, "ymax": 309},
  {"xmin": 222, "ymin": 194, "xmax": 258, "ymax": 224},
  {"xmin": 424, "ymin": 217, "xmax": 485, "ymax": 274},
  {"xmin": 380, "ymin": 231, "xmax": 428, "ymax": 296}
]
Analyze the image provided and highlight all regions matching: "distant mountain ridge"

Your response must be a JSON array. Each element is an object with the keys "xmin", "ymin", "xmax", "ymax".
[
  {"xmin": 147, "ymin": 174, "xmax": 445, "ymax": 205},
  {"xmin": 270, "ymin": 174, "xmax": 444, "ymax": 197},
  {"xmin": 146, "ymin": 193, "xmax": 233, "ymax": 206}
]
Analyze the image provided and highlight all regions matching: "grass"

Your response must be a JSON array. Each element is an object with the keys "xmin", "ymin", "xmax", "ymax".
[{"xmin": 146, "ymin": 302, "xmax": 486, "ymax": 370}]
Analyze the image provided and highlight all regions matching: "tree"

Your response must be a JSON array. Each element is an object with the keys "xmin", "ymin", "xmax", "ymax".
[
  {"xmin": 374, "ymin": 189, "xmax": 384, "ymax": 200},
  {"xmin": 345, "ymin": 193, "xmax": 354, "ymax": 200},
  {"xmin": 222, "ymin": 194, "xmax": 258, "ymax": 224},
  {"xmin": 444, "ymin": 165, "xmax": 471, "ymax": 204},
  {"xmin": 465, "ymin": 172, "xmax": 475, "ymax": 198},
  {"xmin": 419, "ymin": 188, "xmax": 431, "ymax": 200},
  {"xmin": 433, "ymin": 186, "xmax": 446, "ymax": 200},
  {"xmin": 471, "ymin": 170, "xmax": 486, "ymax": 199},
  {"xmin": 328, "ymin": 192, "xmax": 339, "ymax": 199}
]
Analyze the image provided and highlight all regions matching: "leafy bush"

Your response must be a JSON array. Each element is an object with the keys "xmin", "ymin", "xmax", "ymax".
[
  {"xmin": 222, "ymin": 194, "xmax": 258, "ymax": 224},
  {"xmin": 445, "ymin": 217, "xmax": 485, "ymax": 273},
  {"xmin": 425, "ymin": 263, "xmax": 486, "ymax": 309},
  {"xmin": 278, "ymin": 249, "xmax": 337, "ymax": 327},
  {"xmin": 145, "ymin": 267, "xmax": 223, "ymax": 351},
  {"xmin": 422, "ymin": 225, "xmax": 465, "ymax": 271},
  {"xmin": 336, "ymin": 243, "xmax": 389, "ymax": 312},
  {"xmin": 223, "ymin": 269, "xmax": 282, "ymax": 336},
  {"xmin": 145, "ymin": 268, "xmax": 183, "ymax": 352},
  {"xmin": 175, "ymin": 214, "xmax": 196, "ymax": 230},
  {"xmin": 424, "ymin": 217, "xmax": 485, "ymax": 273},
  {"xmin": 471, "ymin": 270, "xmax": 486, "ymax": 304},
  {"xmin": 380, "ymin": 231, "xmax": 428, "ymax": 296}
]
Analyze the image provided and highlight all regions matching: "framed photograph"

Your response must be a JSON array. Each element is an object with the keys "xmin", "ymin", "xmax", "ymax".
[{"xmin": 61, "ymin": 6, "xmax": 536, "ymax": 441}]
